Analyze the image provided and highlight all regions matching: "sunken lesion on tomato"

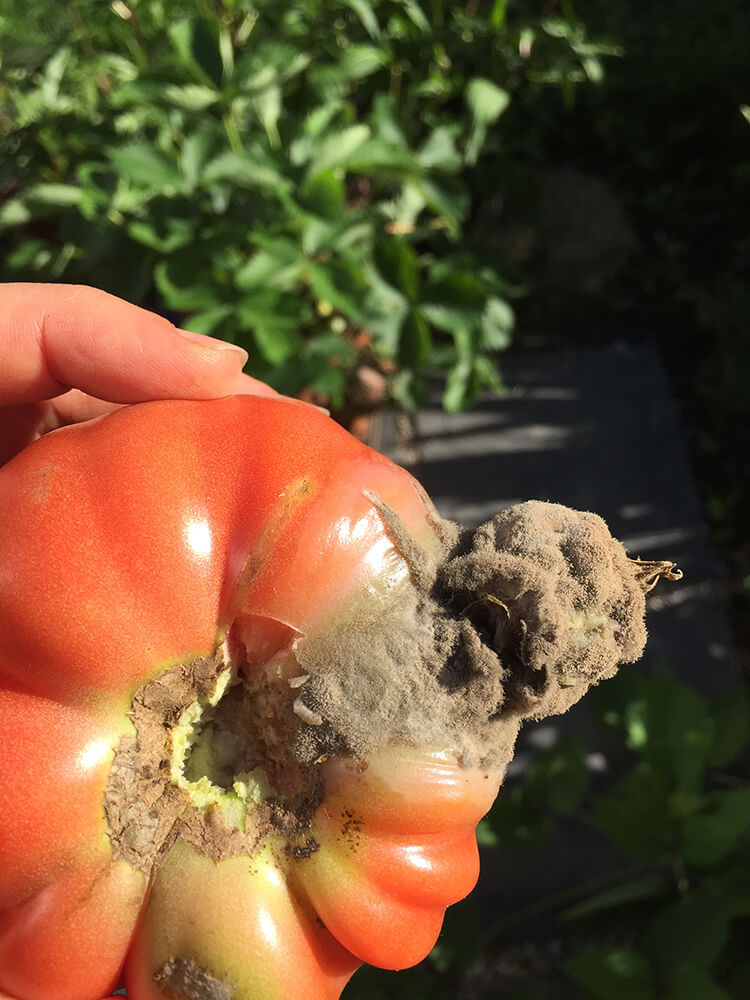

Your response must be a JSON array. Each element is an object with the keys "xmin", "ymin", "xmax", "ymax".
[{"xmin": 104, "ymin": 629, "xmax": 326, "ymax": 874}]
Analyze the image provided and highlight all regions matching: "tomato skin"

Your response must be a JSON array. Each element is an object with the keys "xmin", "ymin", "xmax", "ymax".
[{"xmin": 0, "ymin": 397, "xmax": 501, "ymax": 1000}]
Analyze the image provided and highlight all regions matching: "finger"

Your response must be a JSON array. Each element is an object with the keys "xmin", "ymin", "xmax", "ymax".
[
  {"xmin": 0, "ymin": 283, "xmax": 251, "ymax": 406},
  {"xmin": 46, "ymin": 373, "xmax": 280, "ymax": 427}
]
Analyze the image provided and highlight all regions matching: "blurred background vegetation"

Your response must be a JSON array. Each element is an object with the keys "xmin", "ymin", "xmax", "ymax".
[{"xmin": 1, "ymin": 1, "xmax": 749, "ymax": 996}]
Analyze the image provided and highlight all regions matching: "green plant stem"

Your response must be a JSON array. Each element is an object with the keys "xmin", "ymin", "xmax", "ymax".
[
  {"xmin": 223, "ymin": 110, "xmax": 244, "ymax": 153},
  {"xmin": 193, "ymin": 0, "xmax": 213, "ymax": 20}
]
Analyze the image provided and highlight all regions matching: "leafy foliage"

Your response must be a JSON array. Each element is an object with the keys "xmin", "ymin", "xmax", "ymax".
[{"xmin": 0, "ymin": 0, "xmax": 606, "ymax": 411}]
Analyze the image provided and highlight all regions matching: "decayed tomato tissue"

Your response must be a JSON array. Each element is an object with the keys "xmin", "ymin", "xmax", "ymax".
[{"xmin": 0, "ymin": 396, "xmax": 679, "ymax": 1000}]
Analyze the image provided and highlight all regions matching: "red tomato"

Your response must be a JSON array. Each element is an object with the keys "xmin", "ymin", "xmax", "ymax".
[{"xmin": 0, "ymin": 397, "xmax": 500, "ymax": 1000}]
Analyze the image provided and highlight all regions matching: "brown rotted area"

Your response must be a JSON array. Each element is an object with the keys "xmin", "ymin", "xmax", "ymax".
[{"xmin": 104, "ymin": 649, "xmax": 323, "ymax": 874}]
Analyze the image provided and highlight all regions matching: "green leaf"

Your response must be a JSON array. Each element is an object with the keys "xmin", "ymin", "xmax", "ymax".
[
  {"xmin": 127, "ymin": 216, "xmax": 194, "ymax": 253},
  {"xmin": 302, "ymin": 217, "xmax": 372, "ymax": 257},
  {"xmin": 308, "ymin": 124, "xmax": 371, "ymax": 175},
  {"xmin": 235, "ymin": 242, "xmax": 306, "ymax": 293},
  {"xmin": 471, "ymin": 354, "xmax": 504, "ymax": 396},
  {"xmin": 109, "ymin": 144, "xmax": 183, "ymax": 191},
  {"xmin": 110, "ymin": 79, "xmax": 169, "ymax": 109},
  {"xmin": 466, "ymin": 77, "xmax": 511, "ymax": 125},
  {"xmin": 336, "ymin": 44, "xmax": 388, "ymax": 81},
  {"xmin": 154, "ymin": 258, "xmax": 219, "ymax": 311},
  {"xmin": 475, "ymin": 818, "xmax": 500, "ymax": 847},
  {"xmin": 180, "ymin": 128, "xmax": 218, "ymax": 189},
  {"xmin": 0, "ymin": 198, "xmax": 33, "ymax": 230},
  {"xmin": 302, "ymin": 102, "xmax": 345, "ymax": 139},
  {"xmin": 421, "ymin": 303, "xmax": 479, "ymax": 334},
  {"xmin": 6, "ymin": 238, "xmax": 54, "ymax": 271},
  {"xmin": 681, "ymin": 789, "xmax": 750, "ymax": 867},
  {"xmin": 527, "ymin": 737, "xmax": 589, "ymax": 815},
  {"xmin": 709, "ymin": 688, "xmax": 750, "ymax": 767},
  {"xmin": 565, "ymin": 948, "xmax": 654, "ymax": 1000},
  {"xmin": 308, "ymin": 259, "xmax": 368, "ymax": 319},
  {"xmin": 298, "ymin": 171, "xmax": 346, "ymax": 220},
  {"xmin": 465, "ymin": 78, "xmax": 510, "ymax": 165},
  {"xmin": 727, "ymin": 959, "xmax": 750, "ymax": 998},
  {"xmin": 169, "ymin": 19, "xmax": 223, "ymax": 88},
  {"xmin": 443, "ymin": 360, "xmax": 472, "ymax": 412},
  {"xmin": 481, "ymin": 296, "xmax": 514, "ymax": 350},
  {"xmin": 479, "ymin": 783, "xmax": 554, "ymax": 850},
  {"xmin": 395, "ymin": 0, "xmax": 431, "ymax": 34},
  {"xmin": 340, "ymin": 0, "xmax": 382, "ymax": 40},
  {"xmin": 202, "ymin": 152, "xmax": 284, "ymax": 190},
  {"xmin": 418, "ymin": 127, "xmax": 462, "ymax": 172},
  {"xmin": 644, "ymin": 886, "xmax": 732, "ymax": 973},
  {"xmin": 374, "ymin": 238, "xmax": 420, "ymax": 300},
  {"xmin": 667, "ymin": 965, "xmax": 731, "ymax": 1000},
  {"xmin": 397, "ymin": 309, "xmax": 431, "ymax": 369},
  {"xmin": 26, "ymin": 183, "xmax": 82, "ymax": 207},
  {"xmin": 639, "ymin": 673, "xmax": 715, "ymax": 795},
  {"xmin": 163, "ymin": 83, "xmax": 219, "ymax": 111},
  {"xmin": 389, "ymin": 370, "xmax": 429, "ymax": 411},
  {"xmin": 595, "ymin": 765, "xmax": 675, "ymax": 863},
  {"xmin": 344, "ymin": 138, "xmax": 416, "ymax": 174},
  {"xmin": 237, "ymin": 293, "xmax": 305, "ymax": 365},
  {"xmin": 430, "ymin": 900, "xmax": 482, "ymax": 974},
  {"xmin": 183, "ymin": 304, "xmax": 234, "ymax": 336},
  {"xmin": 415, "ymin": 176, "xmax": 468, "ymax": 228}
]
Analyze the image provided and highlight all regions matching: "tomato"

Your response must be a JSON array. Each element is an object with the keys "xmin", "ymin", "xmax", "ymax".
[
  {"xmin": 0, "ymin": 397, "xmax": 501, "ymax": 1000},
  {"xmin": 0, "ymin": 395, "xmax": 680, "ymax": 999}
]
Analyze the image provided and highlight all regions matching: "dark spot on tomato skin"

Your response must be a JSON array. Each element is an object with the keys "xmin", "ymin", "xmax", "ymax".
[
  {"xmin": 284, "ymin": 837, "xmax": 320, "ymax": 860},
  {"xmin": 337, "ymin": 810, "xmax": 364, "ymax": 853}
]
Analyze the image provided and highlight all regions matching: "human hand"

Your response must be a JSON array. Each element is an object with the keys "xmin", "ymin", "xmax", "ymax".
[{"xmin": 0, "ymin": 283, "xmax": 281, "ymax": 466}]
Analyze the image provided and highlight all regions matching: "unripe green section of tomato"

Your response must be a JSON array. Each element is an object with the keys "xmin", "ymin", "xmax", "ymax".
[
  {"xmin": 0, "ymin": 397, "xmax": 500, "ymax": 1000},
  {"xmin": 126, "ymin": 841, "xmax": 359, "ymax": 1000}
]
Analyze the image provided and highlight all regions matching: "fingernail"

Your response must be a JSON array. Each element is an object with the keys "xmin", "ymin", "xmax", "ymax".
[{"xmin": 178, "ymin": 329, "xmax": 248, "ymax": 365}]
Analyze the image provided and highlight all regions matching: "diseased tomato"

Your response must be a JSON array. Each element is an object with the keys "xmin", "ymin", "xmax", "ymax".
[{"xmin": 0, "ymin": 396, "xmax": 678, "ymax": 1000}]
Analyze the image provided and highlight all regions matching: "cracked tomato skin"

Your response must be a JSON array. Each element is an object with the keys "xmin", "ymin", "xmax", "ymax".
[{"xmin": 0, "ymin": 396, "xmax": 501, "ymax": 1000}]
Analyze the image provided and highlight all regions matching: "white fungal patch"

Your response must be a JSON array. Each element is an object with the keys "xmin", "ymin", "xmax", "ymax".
[
  {"xmin": 288, "ymin": 674, "xmax": 310, "ymax": 689},
  {"xmin": 293, "ymin": 697, "xmax": 323, "ymax": 726}
]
